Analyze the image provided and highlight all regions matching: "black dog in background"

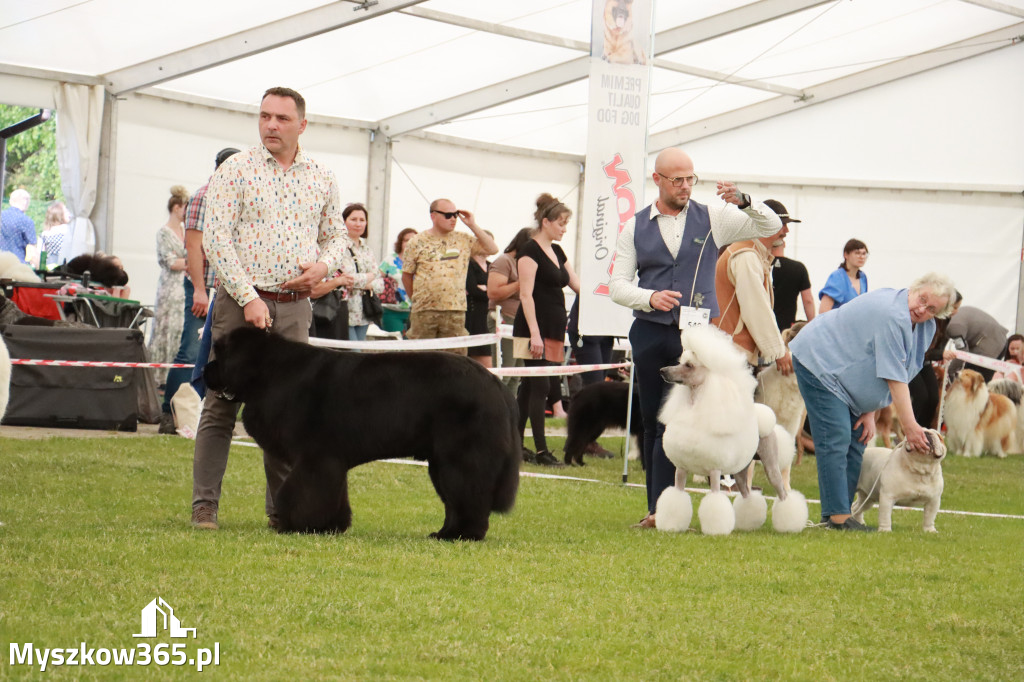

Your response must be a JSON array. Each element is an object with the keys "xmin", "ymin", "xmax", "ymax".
[
  {"xmin": 204, "ymin": 327, "xmax": 520, "ymax": 540},
  {"xmin": 563, "ymin": 381, "xmax": 644, "ymax": 466},
  {"xmin": 62, "ymin": 253, "xmax": 129, "ymax": 289}
]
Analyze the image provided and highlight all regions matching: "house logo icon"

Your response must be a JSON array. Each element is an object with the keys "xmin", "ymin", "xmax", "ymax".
[{"xmin": 133, "ymin": 597, "xmax": 197, "ymax": 638}]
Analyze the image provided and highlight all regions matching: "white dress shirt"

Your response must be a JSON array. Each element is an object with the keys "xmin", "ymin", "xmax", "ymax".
[{"xmin": 608, "ymin": 199, "xmax": 782, "ymax": 312}]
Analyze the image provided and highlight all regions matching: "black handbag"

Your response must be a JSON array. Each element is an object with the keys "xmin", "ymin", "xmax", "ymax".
[
  {"xmin": 312, "ymin": 289, "xmax": 345, "ymax": 323},
  {"xmin": 310, "ymin": 289, "xmax": 348, "ymax": 339},
  {"xmin": 362, "ymin": 290, "xmax": 383, "ymax": 327}
]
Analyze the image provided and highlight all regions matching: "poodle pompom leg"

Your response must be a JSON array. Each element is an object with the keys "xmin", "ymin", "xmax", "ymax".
[
  {"xmin": 734, "ymin": 462, "xmax": 752, "ymax": 497},
  {"xmin": 674, "ymin": 467, "xmax": 688, "ymax": 490},
  {"xmin": 708, "ymin": 469, "xmax": 722, "ymax": 494},
  {"xmin": 698, "ymin": 491, "xmax": 735, "ymax": 536},
  {"xmin": 655, "ymin": 487, "xmax": 692, "ymax": 532},
  {"xmin": 733, "ymin": 490, "xmax": 767, "ymax": 531},
  {"xmin": 771, "ymin": 489, "xmax": 809, "ymax": 533}
]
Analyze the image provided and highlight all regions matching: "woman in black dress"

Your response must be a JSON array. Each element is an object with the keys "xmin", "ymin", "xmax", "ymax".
[
  {"xmin": 465, "ymin": 232, "xmax": 493, "ymax": 367},
  {"xmin": 513, "ymin": 194, "xmax": 581, "ymax": 466}
]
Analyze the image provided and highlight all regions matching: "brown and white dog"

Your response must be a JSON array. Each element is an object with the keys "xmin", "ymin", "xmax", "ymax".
[
  {"xmin": 602, "ymin": 0, "xmax": 646, "ymax": 65},
  {"xmin": 987, "ymin": 378, "xmax": 1024, "ymax": 455},
  {"xmin": 944, "ymin": 369, "xmax": 1016, "ymax": 457},
  {"xmin": 755, "ymin": 322, "xmax": 805, "ymax": 439},
  {"xmin": 852, "ymin": 430, "xmax": 946, "ymax": 532},
  {"xmin": 754, "ymin": 322, "xmax": 805, "ymax": 480}
]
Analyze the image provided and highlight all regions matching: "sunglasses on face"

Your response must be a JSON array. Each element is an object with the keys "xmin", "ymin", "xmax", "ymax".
[{"xmin": 432, "ymin": 210, "xmax": 459, "ymax": 220}]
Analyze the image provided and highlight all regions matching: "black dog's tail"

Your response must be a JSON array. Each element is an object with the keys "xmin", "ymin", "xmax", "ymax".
[{"xmin": 491, "ymin": 387, "xmax": 521, "ymax": 514}]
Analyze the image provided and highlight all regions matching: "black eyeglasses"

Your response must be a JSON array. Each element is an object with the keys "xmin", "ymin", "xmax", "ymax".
[
  {"xmin": 656, "ymin": 172, "xmax": 699, "ymax": 187},
  {"xmin": 432, "ymin": 210, "xmax": 459, "ymax": 219}
]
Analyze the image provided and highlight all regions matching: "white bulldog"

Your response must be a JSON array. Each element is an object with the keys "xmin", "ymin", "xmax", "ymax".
[{"xmin": 852, "ymin": 429, "xmax": 946, "ymax": 533}]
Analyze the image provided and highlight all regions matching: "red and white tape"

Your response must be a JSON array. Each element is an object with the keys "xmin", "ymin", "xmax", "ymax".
[
  {"xmin": 490, "ymin": 362, "xmax": 630, "ymax": 377},
  {"xmin": 8, "ymin": 332, "xmax": 631, "ymax": 376},
  {"xmin": 11, "ymin": 359, "xmax": 193, "ymax": 369},
  {"xmin": 309, "ymin": 333, "xmax": 501, "ymax": 351},
  {"xmin": 951, "ymin": 349, "xmax": 1021, "ymax": 377}
]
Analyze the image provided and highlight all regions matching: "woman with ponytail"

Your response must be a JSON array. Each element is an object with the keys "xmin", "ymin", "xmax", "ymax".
[{"xmin": 513, "ymin": 193, "xmax": 580, "ymax": 466}]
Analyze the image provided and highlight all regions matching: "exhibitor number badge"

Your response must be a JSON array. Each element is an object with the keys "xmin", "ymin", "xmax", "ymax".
[{"xmin": 678, "ymin": 306, "xmax": 710, "ymax": 329}]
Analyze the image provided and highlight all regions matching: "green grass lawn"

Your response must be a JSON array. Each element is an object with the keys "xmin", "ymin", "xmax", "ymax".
[{"xmin": 1, "ymin": 433, "xmax": 1022, "ymax": 681}]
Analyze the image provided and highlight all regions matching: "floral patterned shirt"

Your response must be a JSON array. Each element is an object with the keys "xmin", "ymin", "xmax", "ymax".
[
  {"xmin": 203, "ymin": 144, "xmax": 350, "ymax": 307},
  {"xmin": 334, "ymin": 239, "xmax": 384, "ymax": 326},
  {"xmin": 379, "ymin": 251, "xmax": 409, "ymax": 303},
  {"xmin": 402, "ymin": 230, "xmax": 475, "ymax": 312}
]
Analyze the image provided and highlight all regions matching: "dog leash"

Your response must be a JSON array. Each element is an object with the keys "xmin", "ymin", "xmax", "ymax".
[{"xmin": 848, "ymin": 451, "xmax": 897, "ymax": 518}]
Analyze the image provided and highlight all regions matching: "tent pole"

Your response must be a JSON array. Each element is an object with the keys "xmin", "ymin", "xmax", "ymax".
[
  {"xmin": 622, "ymin": 354, "xmax": 635, "ymax": 484},
  {"xmin": 1017, "ymin": 196, "xmax": 1024, "ymax": 333},
  {"xmin": 366, "ymin": 130, "xmax": 392, "ymax": 262}
]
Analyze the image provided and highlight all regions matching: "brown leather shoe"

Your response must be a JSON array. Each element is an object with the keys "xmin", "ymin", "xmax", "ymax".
[
  {"xmin": 631, "ymin": 513, "xmax": 657, "ymax": 529},
  {"xmin": 191, "ymin": 505, "xmax": 218, "ymax": 530}
]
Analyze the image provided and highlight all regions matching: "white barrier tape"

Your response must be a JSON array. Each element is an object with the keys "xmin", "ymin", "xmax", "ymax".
[
  {"xmin": 229, "ymin": 441, "xmax": 1024, "ymax": 521},
  {"xmin": 11, "ymin": 359, "xmax": 193, "ymax": 369},
  {"xmin": 309, "ymin": 332, "xmax": 500, "ymax": 351},
  {"xmin": 489, "ymin": 362, "xmax": 630, "ymax": 377},
  {"xmin": 951, "ymin": 349, "xmax": 1021, "ymax": 376}
]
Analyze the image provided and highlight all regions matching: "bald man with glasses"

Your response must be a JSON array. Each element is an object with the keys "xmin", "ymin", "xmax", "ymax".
[
  {"xmin": 608, "ymin": 147, "xmax": 782, "ymax": 529},
  {"xmin": 402, "ymin": 198, "xmax": 498, "ymax": 352}
]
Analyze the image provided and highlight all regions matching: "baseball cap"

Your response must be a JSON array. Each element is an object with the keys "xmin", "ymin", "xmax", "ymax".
[
  {"xmin": 215, "ymin": 147, "xmax": 241, "ymax": 168},
  {"xmin": 763, "ymin": 199, "xmax": 801, "ymax": 224}
]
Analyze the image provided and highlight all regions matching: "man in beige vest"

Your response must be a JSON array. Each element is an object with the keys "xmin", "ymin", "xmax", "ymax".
[{"xmin": 713, "ymin": 199, "xmax": 794, "ymax": 376}]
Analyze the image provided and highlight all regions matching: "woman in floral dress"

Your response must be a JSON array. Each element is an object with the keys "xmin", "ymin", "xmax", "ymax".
[{"xmin": 148, "ymin": 185, "xmax": 189, "ymax": 385}]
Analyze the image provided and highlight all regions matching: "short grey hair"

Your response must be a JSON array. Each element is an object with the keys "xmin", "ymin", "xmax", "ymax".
[
  {"xmin": 910, "ymin": 272, "xmax": 957, "ymax": 319},
  {"xmin": 10, "ymin": 188, "xmax": 30, "ymax": 207}
]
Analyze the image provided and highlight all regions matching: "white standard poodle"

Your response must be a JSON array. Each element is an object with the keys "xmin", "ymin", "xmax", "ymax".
[
  {"xmin": 655, "ymin": 326, "xmax": 808, "ymax": 535},
  {"xmin": 0, "ymin": 251, "xmax": 40, "ymax": 283}
]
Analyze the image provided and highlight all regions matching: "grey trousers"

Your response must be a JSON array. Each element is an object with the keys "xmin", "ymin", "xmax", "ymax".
[{"xmin": 191, "ymin": 287, "xmax": 312, "ymax": 517}]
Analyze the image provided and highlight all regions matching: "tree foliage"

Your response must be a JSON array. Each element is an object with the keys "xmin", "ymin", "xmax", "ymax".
[{"xmin": 1, "ymin": 103, "xmax": 64, "ymax": 232}]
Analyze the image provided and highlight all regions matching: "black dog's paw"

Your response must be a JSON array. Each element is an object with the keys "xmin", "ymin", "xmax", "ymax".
[{"xmin": 429, "ymin": 530, "xmax": 485, "ymax": 542}]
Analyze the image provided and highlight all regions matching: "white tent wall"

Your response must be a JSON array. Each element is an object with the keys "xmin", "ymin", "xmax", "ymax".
[
  {"xmin": 709, "ymin": 183, "xmax": 1020, "ymax": 330},
  {"xmin": 386, "ymin": 135, "xmax": 582, "ymax": 263},
  {"xmin": 110, "ymin": 95, "xmax": 371, "ymax": 309},
  {"xmin": 676, "ymin": 45, "xmax": 1024, "ymax": 331}
]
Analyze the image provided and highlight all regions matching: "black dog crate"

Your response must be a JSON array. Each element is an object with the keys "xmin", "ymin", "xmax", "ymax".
[{"xmin": 2, "ymin": 326, "xmax": 146, "ymax": 431}]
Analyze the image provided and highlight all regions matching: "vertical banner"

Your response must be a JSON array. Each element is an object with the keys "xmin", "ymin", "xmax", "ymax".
[{"xmin": 578, "ymin": 0, "xmax": 654, "ymax": 337}]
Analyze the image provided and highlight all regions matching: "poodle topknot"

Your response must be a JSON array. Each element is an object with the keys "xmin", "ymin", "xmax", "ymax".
[{"xmin": 683, "ymin": 326, "xmax": 752, "ymax": 379}]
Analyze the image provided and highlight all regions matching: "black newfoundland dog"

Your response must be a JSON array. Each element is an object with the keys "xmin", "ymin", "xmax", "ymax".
[
  {"xmin": 563, "ymin": 381, "xmax": 643, "ymax": 467},
  {"xmin": 205, "ymin": 327, "xmax": 520, "ymax": 540}
]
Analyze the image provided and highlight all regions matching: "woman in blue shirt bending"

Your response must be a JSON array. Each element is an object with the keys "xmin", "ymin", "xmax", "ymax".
[{"xmin": 790, "ymin": 272, "xmax": 957, "ymax": 531}]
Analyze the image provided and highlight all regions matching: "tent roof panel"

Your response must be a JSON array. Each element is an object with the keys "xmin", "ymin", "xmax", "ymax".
[
  {"xmin": 664, "ymin": 0, "xmax": 1019, "ymax": 79},
  {"xmin": 0, "ymin": 0, "xmax": 1021, "ymax": 155},
  {"xmin": 0, "ymin": 0, "xmax": 334, "ymax": 74},
  {"xmin": 156, "ymin": 12, "xmax": 579, "ymax": 122}
]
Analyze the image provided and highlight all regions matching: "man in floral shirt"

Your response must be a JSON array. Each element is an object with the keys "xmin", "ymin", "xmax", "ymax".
[
  {"xmin": 401, "ymin": 198, "xmax": 497, "ymax": 354},
  {"xmin": 191, "ymin": 87, "xmax": 350, "ymax": 531}
]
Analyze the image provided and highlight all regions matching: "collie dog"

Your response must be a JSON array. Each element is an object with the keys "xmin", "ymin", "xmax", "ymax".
[{"xmin": 944, "ymin": 369, "xmax": 1016, "ymax": 457}]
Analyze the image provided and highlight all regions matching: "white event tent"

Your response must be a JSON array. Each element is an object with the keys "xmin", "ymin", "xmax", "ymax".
[{"xmin": 1, "ymin": 0, "xmax": 1022, "ymax": 329}]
